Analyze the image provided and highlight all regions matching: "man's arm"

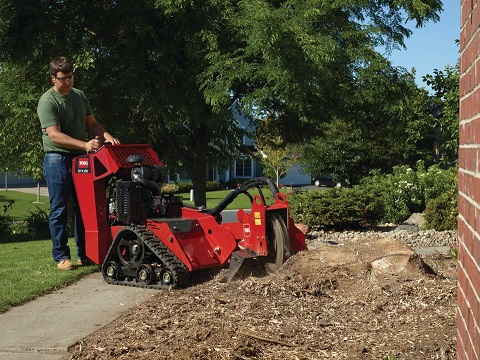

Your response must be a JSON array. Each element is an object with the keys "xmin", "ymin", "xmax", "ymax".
[
  {"xmin": 45, "ymin": 125, "xmax": 90, "ymax": 151},
  {"xmin": 46, "ymin": 115, "xmax": 121, "ymax": 153},
  {"xmin": 86, "ymin": 114, "xmax": 121, "ymax": 145}
]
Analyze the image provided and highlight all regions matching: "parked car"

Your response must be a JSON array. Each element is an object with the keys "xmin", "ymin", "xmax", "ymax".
[{"xmin": 311, "ymin": 175, "xmax": 344, "ymax": 187}]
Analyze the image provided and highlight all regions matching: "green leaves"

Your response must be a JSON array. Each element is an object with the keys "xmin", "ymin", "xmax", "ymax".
[
  {"xmin": 288, "ymin": 186, "xmax": 384, "ymax": 230},
  {"xmin": 254, "ymin": 135, "xmax": 299, "ymax": 186},
  {"xmin": 362, "ymin": 161, "xmax": 458, "ymax": 224},
  {"xmin": 0, "ymin": 62, "xmax": 44, "ymax": 179},
  {"xmin": 422, "ymin": 64, "xmax": 459, "ymax": 163}
]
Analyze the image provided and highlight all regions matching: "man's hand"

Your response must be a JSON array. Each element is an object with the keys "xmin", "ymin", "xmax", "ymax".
[
  {"xmin": 86, "ymin": 115, "xmax": 121, "ymax": 145},
  {"xmin": 84, "ymin": 136, "xmax": 103, "ymax": 153},
  {"xmin": 104, "ymin": 135, "xmax": 121, "ymax": 145}
]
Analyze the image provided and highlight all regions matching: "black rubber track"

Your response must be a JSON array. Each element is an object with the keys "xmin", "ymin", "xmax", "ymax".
[{"xmin": 102, "ymin": 225, "xmax": 189, "ymax": 289}]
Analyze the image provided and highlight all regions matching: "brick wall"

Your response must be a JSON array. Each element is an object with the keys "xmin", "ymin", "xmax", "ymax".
[{"xmin": 458, "ymin": 1, "xmax": 480, "ymax": 358}]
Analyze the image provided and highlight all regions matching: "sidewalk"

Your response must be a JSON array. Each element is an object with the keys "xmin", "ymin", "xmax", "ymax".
[{"xmin": 0, "ymin": 273, "xmax": 157, "ymax": 360}]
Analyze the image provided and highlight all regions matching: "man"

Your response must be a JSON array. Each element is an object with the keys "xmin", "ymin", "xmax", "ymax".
[{"xmin": 37, "ymin": 56, "xmax": 121, "ymax": 270}]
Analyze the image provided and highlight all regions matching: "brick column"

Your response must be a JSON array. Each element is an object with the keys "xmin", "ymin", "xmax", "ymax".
[{"xmin": 458, "ymin": 1, "xmax": 480, "ymax": 358}]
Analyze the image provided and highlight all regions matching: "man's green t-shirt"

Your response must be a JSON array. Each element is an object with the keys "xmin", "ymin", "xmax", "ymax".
[{"xmin": 37, "ymin": 87, "xmax": 93, "ymax": 153}]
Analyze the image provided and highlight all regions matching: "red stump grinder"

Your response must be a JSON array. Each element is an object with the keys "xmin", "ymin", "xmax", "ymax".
[{"xmin": 72, "ymin": 144, "xmax": 306, "ymax": 289}]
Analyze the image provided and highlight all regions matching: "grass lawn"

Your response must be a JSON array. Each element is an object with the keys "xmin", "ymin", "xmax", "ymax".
[
  {"xmin": 0, "ymin": 190, "xmax": 98, "ymax": 313},
  {"xmin": 178, "ymin": 188, "xmax": 291, "ymax": 209},
  {"xmin": 0, "ymin": 238, "xmax": 98, "ymax": 312},
  {"xmin": 0, "ymin": 189, "xmax": 50, "ymax": 221}
]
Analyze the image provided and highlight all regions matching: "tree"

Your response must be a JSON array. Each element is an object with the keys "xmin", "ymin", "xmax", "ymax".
[
  {"xmin": 300, "ymin": 60, "xmax": 460, "ymax": 182},
  {"xmin": 254, "ymin": 114, "xmax": 300, "ymax": 186},
  {"xmin": 0, "ymin": 62, "xmax": 44, "ymax": 180},
  {"xmin": 396, "ymin": 62, "xmax": 460, "ymax": 168},
  {"xmin": 301, "ymin": 118, "xmax": 379, "ymax": 185},
  {"xmin": 397, "ymin": 74, "xmax": 439, "ymax": 166},
  {"xmin": 0, "ymin": 0, "xmax": 443, "ymax": 205},
  {"xmin": 256, "ymin": 143, "xmax": 299, "ymax": 187},
  {"xmin": 422, "ymin": 64, "xmax": 459, "ymax": 164},
  {"xmin": 299, "ymin": 56, "xmax": 431, "ymax": 184}
]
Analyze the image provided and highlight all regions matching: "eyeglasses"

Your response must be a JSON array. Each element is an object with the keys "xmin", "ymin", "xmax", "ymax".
[{"xmin": 55, "ymin": 74, "xmax": 74, "ymax": 83}]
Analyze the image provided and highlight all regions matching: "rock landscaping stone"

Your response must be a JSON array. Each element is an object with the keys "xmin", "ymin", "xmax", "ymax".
[{"xmin": 306, "ymin": 226, "xmax": 457, "ymax": 250}]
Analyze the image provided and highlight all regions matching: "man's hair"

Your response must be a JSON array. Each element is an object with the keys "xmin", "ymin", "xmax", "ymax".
[{"xmin": 49, "ymin": 56, "xmax": 73, "ymax": 77}]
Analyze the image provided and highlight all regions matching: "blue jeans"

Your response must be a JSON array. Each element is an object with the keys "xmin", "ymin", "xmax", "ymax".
[{"xmin": 42, "ymin": 152, "xmax": 85, "ymax": 263}]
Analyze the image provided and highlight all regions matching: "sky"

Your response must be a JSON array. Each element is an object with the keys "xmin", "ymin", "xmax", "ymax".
[{"xmin": 385, "ymin": 1, "xmax": 460, "ymax": 90}]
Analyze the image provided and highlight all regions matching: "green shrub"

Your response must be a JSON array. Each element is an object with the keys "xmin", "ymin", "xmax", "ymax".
[
  {"xmin": 26, "ymin": 207, "xmax": 50, "ymax": 239},
  {"xmin": 288, "ymin": 186, "xmax": 383, "ymax": 230},
  {"xmin": 161, "ymin": 181, "xmax": 220, "ymax": 194},
  {"xmin": 0, "ymin": 215, "xmax": 11, "ymax": 239},
  {"xmin": 176, "ymin": 182, "xmax": 193, "ymax": 193},
  {"xmin": 362, "ymin": 162, "xmax": 458, "ymax": 225},
  {"xmin": 364, "ymin": 164, "xmax": 423, "ymax": 223},
  {"xmin": 161, "ymin": 183, "xmax": 179, "ymax": 194},
  {"xmin": 0, "ymin": 200, "xmax": 14, "ymax": 241},
  {"xmin": 420, "ymin": 164, "xmax": 458, "ymax": 205},
  {"xmin": 225, "ymin": 178, "xmax": 249, "ymax": 189},
  {"xmin": 206, "ymin": 181, "xmax": 221, "ymax": 192},
  {"xmin": 423, "ymin": 175, "xmax": 458, "ymax": 230},
  {"xmin": 160, "ymin": 182, "xmax": 193, "ymax": 194},
  {"xmin": 424, "ymin": 194, "xmax": 458, "ymax": 231},
  {"xmin": 289, "ymin": 161, "xmax": 457, "ymax": 231}
]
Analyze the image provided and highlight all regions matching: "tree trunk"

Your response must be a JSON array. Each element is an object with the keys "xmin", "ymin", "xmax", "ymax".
[
  {"xmin": 190, "ymin": 149, "xmax": 207, "ymax": 207},
  {"xmin": 192, "ymin": 171, "xmax": 207, "ymax": 207},
  {"xmin": 191, "ymin": 128, "xmax": 209, "ymax": 207}
]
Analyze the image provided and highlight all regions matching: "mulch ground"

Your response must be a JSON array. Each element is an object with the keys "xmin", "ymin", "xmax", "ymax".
[{"xmin": 67, "ymin": 235, "xmax": 457, "ymax": 359}]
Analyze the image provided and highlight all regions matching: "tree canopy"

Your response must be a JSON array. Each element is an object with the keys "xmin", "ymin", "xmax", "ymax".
[
  {"xmin": 300, "ymin": 61, "xmax": 459, "ymax": 184},
  {"xmin": 422, "ymin": 64, "xmax": 459, "ymax": 163},
  {"xmin": 0, "ymin": 0, "xmax": 443, "ymax": 205}
]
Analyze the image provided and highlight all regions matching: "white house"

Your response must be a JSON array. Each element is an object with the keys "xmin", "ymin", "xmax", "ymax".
[
  {"xmin": 205, "ymin": 99, "xmax": 311, "ymax": 186},
  {"xmin": 0, "ymin": 172, "xmax": 38, "ymax": 188}
]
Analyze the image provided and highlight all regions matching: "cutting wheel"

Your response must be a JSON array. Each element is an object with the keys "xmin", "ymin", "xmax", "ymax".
[{"xmin": 263, "ymin": 212, "xmax": 291, "ymax": 273}]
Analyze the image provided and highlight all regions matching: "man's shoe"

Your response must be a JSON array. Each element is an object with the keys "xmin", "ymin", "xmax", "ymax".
[
  {"xmin": 77, "ymin": 258, "xmax": 95, "ymax": 266},
  {"xmin": 57, "ymin": 259, "xmax": 74, "ymax": 270}
]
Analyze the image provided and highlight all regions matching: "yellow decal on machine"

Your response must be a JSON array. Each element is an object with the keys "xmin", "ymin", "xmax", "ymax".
[
  {"xmin": 255, "ymin": 219, "xmax": 262, "ymax": 225},
  {"xmin": 254, "ymin": 212, "xmax": 261, "ymax": 219}
]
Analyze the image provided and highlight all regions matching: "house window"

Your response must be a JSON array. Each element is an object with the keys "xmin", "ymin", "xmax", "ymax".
[
  {"xmin": 235, "ymin": 158, "xmax": 252, "ymax": 178},
  {"xmin": 168, "ymin": 168, "xmax": 190, "ymax": 183},
  {"xmin": 178, "ymin": 168, "xmax": 190, "ymax": 181},
  {"xmin": 208, "ymin": 166, "xmax": 218, "ymax": 181}
]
